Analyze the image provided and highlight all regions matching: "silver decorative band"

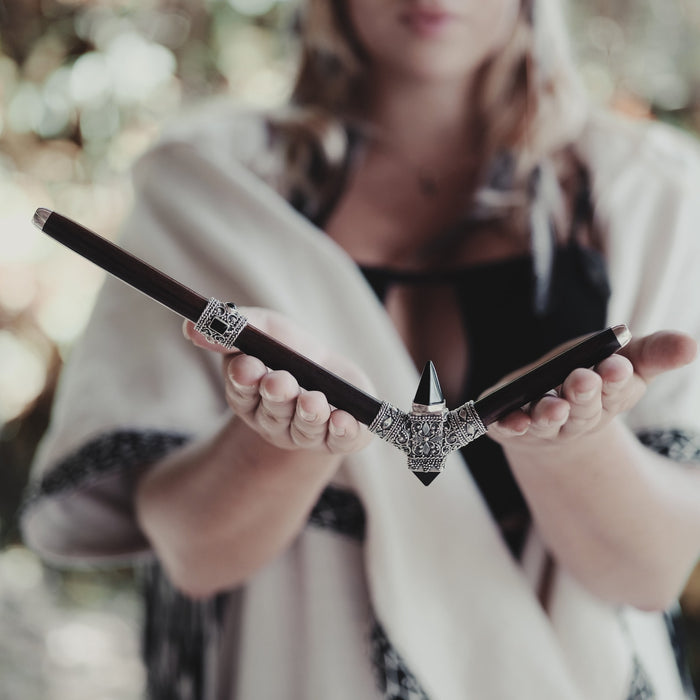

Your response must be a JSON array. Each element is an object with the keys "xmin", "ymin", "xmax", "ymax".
[
  {"xmin": 194, "ymin": 298, "xmax": 248, "ymax": 350},
  {"xmin": 368, "ymin": 402, "xmax": 411, "ymax": 454},
  {"xmin": 370, "ymin": 399, "xmax": 487, "ymax": 472},
  {"xmin": 407, "ymin": 410, "xmax": 448, "ymax": 472},
  {"xmin": 444, "ymin": 401, "xmax": 487, "ymax": 450}
]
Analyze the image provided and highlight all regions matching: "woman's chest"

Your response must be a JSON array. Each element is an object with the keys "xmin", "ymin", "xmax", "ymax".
[
  {"xmin": 324, "ymin": 186, "xmax": 531, "ymax": 405},
  {"xmin": 324, "ymin": 171, "xmax": 528, "ymax": 269}
]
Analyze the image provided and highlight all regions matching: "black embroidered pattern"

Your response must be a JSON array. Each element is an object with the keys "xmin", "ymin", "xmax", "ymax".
[
  {"xmin": 22, "ymin": 428, "xmax": 373, "ymax": 699},
  {"xmin": 627, "ymin": 657, "xmax": 656, "ymax": 700},
  {"xmin": 370, "ymin": 620, "xmax": 431, "ymax": 700},
  {"xmin": 637, "ymin": 429, "xmax": 700, "ymax": 463},
  {"xmin": 139, "ymin": 485, "xmax": 365, "ymax": 700},
  {"xmin": 22, "ymin": 429, "xmax": 190, "ymax": 510},
  {"xmin": 664, "ymin": 607, "xmax": 699, "ymax": 699},
  {"xmin": 308, "ymin": 485, "xmax": 366, "ymax": 541},
  {"xmin": 309, "ymin": 492, "xmax": 431, "ymax": 700},
  {"xmin": 635, "ymin": 429, "xmax": 700, "ymax": 699},
  {"xmin": 141, "ymin": 560, "xmax": 228, "ymax": 700}
]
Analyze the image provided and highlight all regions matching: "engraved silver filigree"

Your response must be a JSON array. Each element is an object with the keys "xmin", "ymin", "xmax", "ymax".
[
  {"xmin": 369, "ymin": 402, "xmax": 411, "ymax": 453},
  {"xmin": 407, "ymin": 410, "xmax": 448, "ymax": 472},
  {"xmin": 445, "ymin": 401, "xmax": 487, "ymax": 451},
  {"xmin": 369, "ymin": 399, "xmax": 487, "ymax": 473},
  {"xmin": 194, "ymin": 298, "xmax": 248, "ymax": 350}
]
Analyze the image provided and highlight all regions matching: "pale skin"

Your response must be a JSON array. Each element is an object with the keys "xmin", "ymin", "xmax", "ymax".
[
  {"xmin": 135, "ymin": 0, "xmax": 700, "ymax": 605},
  {"xmin": 136, "ymin": 310, "xmax": 373, "ymax": 597}
]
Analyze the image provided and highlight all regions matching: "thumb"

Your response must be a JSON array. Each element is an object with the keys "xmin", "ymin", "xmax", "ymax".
[{"xmin": 620, "ymin": 331, "xmax": 697, "ymax": 383}]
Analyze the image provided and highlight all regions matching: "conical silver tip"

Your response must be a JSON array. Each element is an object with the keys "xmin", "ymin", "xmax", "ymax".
[
  {"xmin": 32, "ymin": 208, "xmax": 52, "ymax": 230},
  {"xmin": 612, "ymin": 323, "xmax": 632, "ymax": 348}
]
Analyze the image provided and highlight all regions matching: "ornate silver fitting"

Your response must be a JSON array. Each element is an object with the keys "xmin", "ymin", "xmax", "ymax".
[
  {"xmin": 368, "ymin": 362, "xmax": 487, "ymax": 485},
  {"xmin": 368, "ymin": 402, "xmax": 411, "ymax": 453},
  {"xmin": 444, "ymin": 400, "xmax": 487, "ymax": 451},
  {"xmin": 194, "ymin": 297, "xmax": 248, "ymax": 350},
  {"xmin": 407, "ymin": 401, "xmax": 448, "ymax": 473}
]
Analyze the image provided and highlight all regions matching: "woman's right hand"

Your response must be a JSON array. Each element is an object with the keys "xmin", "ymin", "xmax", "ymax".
[
  {"xmin": 138, "ymin": 308, "xmax": 374, "ymax": 597},
  {"xmin": 183, "ymin": 307, "xmax": 374, "ymax": 456}
]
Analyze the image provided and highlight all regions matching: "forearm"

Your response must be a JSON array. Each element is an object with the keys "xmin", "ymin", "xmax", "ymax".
[
  {"xmin": 505, "ymin": 419, "xmax": 700, "ymax": 610},
  {"xmin": 135, "ymin": 415, "xmax": 340, "ymax": 598}
]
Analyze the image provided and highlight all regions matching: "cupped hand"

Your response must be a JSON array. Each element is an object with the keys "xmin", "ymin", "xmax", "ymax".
[
  {"xmin": 183, "ymin": 307, "xmax": 374, "ymax": 455},
  {"xmin": 487, "ymin": 330, "xmax": 697, "ymax": 449}
]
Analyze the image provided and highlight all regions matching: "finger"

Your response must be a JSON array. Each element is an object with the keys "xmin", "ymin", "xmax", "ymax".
[
  {"xmin": 620, "ymin": 331, "xmax": 698, "ymax": 383},
  {"xmin": 224, "ymin": 353, "xmax": 268, "ymax": 415},
  {"xmin": 487, "ymin": 410, "xmax": 531, "ymax": 440},
  {"xmin": 597, "ymin": 354, "xmax": 643, "ymax": 414},
  {"xmin": 255, "ymin": 370, "xmax": 300, "ymax": 436},
  {"xmin": 559, "ymin": 368, "xmax": 602, "ymax": 436},
  {"xmin": 255, "ymin": 370, "xmax": 301, "ymax": 437},
  {"xmin": 561, "ymin": 368, "xmax": 601, "ymax": 417},
  {"xmin": 525, "ymin": 394, "xmax": 570, "ymax": 439},
  {"xmin": 326, "ymin": 410, "xmax": 370, "ymax": 454},
  {"xmin": 597, "ymin": 353, "xmax": 634, "ymax": 386},
  {"xmin": 289, "ymin": 391, "xmax": 332, "ymax": 449}
]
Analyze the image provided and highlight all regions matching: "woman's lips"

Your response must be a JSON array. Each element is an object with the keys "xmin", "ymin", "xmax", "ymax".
[{"xmin": 400, "ymin": 8, "xmax": 457, "ymax": 38}]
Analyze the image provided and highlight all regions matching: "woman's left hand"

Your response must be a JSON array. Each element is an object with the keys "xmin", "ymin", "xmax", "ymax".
[
  {"xmin": 483, "ymin": 329, "xmax": 698, "ymax": 609},
  {"xmin": 487, "ymin": 330, "xmax": 697, "ymax": 449}
]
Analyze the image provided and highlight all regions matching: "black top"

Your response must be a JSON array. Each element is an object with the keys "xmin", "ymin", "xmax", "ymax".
[
  {"xmin": 360, "ymin": 240, "xmax": 610, "ymax": 556},
  {"xmin": 282, "ymin": 122, "xmax": 610, "ymax": 556}
]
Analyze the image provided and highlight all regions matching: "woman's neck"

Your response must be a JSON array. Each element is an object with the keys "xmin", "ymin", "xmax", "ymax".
[{"xmin": 365, "ymin": 72, "xmax": 476, "ymax": 165}]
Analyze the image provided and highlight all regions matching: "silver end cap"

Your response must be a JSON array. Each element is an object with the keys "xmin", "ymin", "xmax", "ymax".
[
  {"xmin": 612, "ymin": 323, "xmax": 632, "ymax": 348},
  {"xmin": 32, "ymin": 208, "xmax": 51, "ymax": 230}
]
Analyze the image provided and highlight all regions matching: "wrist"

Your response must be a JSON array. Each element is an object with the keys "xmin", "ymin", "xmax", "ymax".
[{"xmin": 136, "ymin": 413, "xmax": 344, "ymax": 596}]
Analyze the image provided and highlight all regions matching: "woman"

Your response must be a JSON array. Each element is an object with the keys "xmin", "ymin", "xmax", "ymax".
[{"xmin": 22, "ymin": 0, "xmax": 700, "ymax": 698}]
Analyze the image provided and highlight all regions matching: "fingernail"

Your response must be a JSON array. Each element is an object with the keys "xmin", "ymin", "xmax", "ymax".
[
  {"xmin": 298, "ymin": 406, "xmax": 317, "ymax": 422},
  {"xmin": 260, "ymin": 385, "xmax": 279, "ymax": 402},
  {"xmin": 603, "ymin": 378, "xmax": 625, "ymax": 391},
  {"xmin": 230, "ymin": 377, "xmax": 254, "ymax": 394},
  {"xmin": 329, "ymin": 421, "xmax": 346, "ymax": 438},
  {"xmin": 576, "ymin": 389, "xmax": 597, "ymax": 401}
]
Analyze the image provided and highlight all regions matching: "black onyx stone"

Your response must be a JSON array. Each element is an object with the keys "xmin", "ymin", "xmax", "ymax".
[
  {"xmin": 210, "ymin": 318, "xmax": 229, "ymax": 334},
  {"xmin": 413, "ymin": 471, "xmax": 441, "ymax": 486},
  {"xmin": 413, "ymin": 362, "xmax": 444, "ymax": 406}
]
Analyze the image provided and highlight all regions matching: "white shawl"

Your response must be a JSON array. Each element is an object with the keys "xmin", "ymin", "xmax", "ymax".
[{"xmin": 22, "ymin": 103, "xmax": 700, "ymax": 700}]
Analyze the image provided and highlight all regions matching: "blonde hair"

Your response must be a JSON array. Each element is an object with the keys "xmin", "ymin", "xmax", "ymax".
[
  {"xmin": 267, "ymin": 0, "xmax": 594, "ymax": 286},
  {"xmin": 276, "ymin": 0, "xmax": 589, "ymax": 174},
  {"xmin": 525, "ymin": 0, "xmax": 590, "ymax": 167}
]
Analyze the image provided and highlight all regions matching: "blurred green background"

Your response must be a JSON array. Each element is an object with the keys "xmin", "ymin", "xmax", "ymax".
[{"xmin": 1, "ymin": 1, "xmax": 700, "ymax": 697}]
